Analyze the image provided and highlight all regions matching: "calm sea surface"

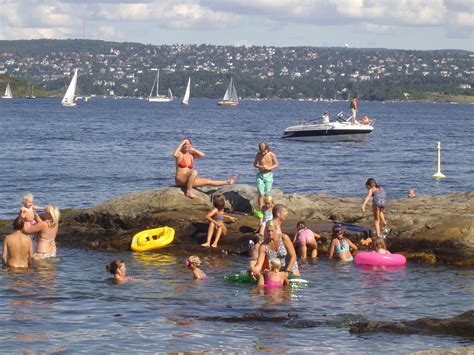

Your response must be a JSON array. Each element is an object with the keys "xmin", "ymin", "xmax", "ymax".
[{"xmin": 0, "ymin": 98, "xmax": 473, "ymax": 352}]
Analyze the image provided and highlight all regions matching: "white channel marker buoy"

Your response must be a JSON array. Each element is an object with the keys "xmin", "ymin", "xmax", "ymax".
[{"xmin": 433, "ymin": 141, "xmax": 446, "ymax": 179}]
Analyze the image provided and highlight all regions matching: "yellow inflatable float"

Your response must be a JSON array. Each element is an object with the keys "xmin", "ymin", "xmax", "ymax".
[{"xmin": 130, "ymin": 226, "xmax": 175, "ymax": 252}]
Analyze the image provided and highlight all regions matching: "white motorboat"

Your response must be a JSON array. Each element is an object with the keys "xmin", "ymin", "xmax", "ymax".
[{"xmin": 282, "ymin": 112, "xmax": 375, "ymax": 142}]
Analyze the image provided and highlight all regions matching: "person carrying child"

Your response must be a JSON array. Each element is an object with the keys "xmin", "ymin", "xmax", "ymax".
[
  {"xmin": 19, "ymin": 193, "xmax": 45, "ymax": 227},
  {"xmin": 185, "ymin": 255, "xmax": 207, "ymax": 280},
  {"xmin": 362, "ymin": 178, "xmax": 389, "ymax": 239},
  {"xmin": 257, "ymin": 257, "xmax": 288, "ymax": 287},
  {"xmin": 293, "ymin": 221, "xmax": 321, "ymax": 260},
  {"xmin": 201, "ymin": 194, "xmax": 237, "ymax": 248},
  {"xmin": 328, "ymin": 226, "xmax": 358, "ymax": 262}
]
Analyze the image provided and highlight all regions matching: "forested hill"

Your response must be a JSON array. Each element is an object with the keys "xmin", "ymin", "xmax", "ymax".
[{"xmin": 0, "ymin": 39, "xmax": 472, "ymax": 101}]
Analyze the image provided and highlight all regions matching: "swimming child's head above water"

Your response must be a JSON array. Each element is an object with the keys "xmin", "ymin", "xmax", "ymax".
[
  {"xmin": 185, "ymin": 255, "xmax": 201, "ymax": 268},
  {"xmin": 106, "ymin": 259, "xmax": 125, "ymax": 275},
  {"xmin": 269, "ymin": 258, "xmax": 281, "ymax": 272}
]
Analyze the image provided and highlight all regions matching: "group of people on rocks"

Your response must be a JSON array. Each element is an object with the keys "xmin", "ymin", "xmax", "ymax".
[
  {"xmin": 3, "ymin": 137, "xmax": 390, "ymax": 289},
  {"xmin": 168, "ymin": 137, "xmax": 392, "ymax": 285},
  {"xmin": 2, "ymin": 193, "xmax": 60, "ymax": 268}
]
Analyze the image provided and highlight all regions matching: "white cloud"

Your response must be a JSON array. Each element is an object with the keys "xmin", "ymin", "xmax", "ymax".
[{"xmin": 0, "ymin": 0, "xmax": 472, "ymax": 48}]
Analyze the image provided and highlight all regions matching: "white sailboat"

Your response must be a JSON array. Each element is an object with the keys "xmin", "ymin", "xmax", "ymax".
[
  {"xmin": 217, "ymin": 78, "xmax": 239, "ymax": 106},
  {"xmin": 148, "ymin": 69, "xmax": 173, "ymax": 102},
  {"xmin": 182, "ymin": 77, "xmax": 191, "ymax": 105},
  {"xmin": 61, "ymin": 69, "xmax": 78, "ymax": 107},
  {"xmin": 2, "ymin": 82, "xmax": 13, "ymax": 99}
]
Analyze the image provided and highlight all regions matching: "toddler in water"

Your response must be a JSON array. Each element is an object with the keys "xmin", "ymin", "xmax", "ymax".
[
  {"xmin": 19, "ymin": 193, "xmax": 44, "ymax": 227},
  {"xmin": 257, "ymin": 195, "xmax": 274, "ymax": 236},
  {"xmin": 201, "ymin": 194, "xmax": 236, "ymax": 248},
  {"xmin": 106, "ymin": 260, "xmax": 137, "ymax": 284},
  {"xmin": 374, "ymin": 238, "xmax": 390, "ymax": 254},
  {"xmin": 362, "ymin": 178, "xmax": 389, "ymax": 239},
  {"xmin": 293, "ymin": 221, "xmax": 321, "ymax": 260},
  {"xmin": 185, "ymin": 255, "xmax": 207, "ymax": 280},
  {"xmin": 257, "ymin": 258, "xmax": 288, "ymax": 287}
]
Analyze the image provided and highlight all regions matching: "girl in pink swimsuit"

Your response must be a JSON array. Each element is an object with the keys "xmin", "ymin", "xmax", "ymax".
[
  {"xmin": 258, "ymin": 258, "xmax": 288, "ymax": 287},
  {"xmin": 293, "ymin": 221, "xmax": 321, "ymax": 260}
]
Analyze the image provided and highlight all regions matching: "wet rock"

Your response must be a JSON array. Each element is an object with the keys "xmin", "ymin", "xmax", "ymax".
[
  {"xmin": 349, "ymin": 310, "xmax": 474, "ymax": 338},
  {"xmin": 0, "ymin": 186, "xmax": 472, "ymax": 266}
]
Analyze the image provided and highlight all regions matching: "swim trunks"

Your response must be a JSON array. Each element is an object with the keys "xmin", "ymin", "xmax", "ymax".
[{"xmin": 256, "ymin": 171, "xmax": 273, "ymax": 195}]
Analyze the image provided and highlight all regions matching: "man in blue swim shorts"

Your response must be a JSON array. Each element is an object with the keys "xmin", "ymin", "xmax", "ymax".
[{"xmin": 253, "ymin": 142, "xmax": 279, "ymax": 209}]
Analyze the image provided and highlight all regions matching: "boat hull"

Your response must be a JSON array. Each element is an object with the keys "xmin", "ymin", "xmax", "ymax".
[
  {"xmin": 130, "ymin": 226, "xmax": 175, "ymax": 252},
  {"xmin": 61, "ymin": 102, "xmax": 77, "ymax": 107},
  {"xmin": 217, "ymin": 101, "xmax": 239, "ymax": 107},
  {"xmin": 2, "ymin": 96, "xmax": 12, "ymax": 99},
  {"xmin": 282, "ymin": 122, "xmax": 374, "ymax": 142},
  {"xmin": 148, "ymin": 97, "xmax": 173, "ymax": 102}
]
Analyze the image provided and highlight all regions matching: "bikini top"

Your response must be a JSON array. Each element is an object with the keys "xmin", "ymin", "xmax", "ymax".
[
  {"xmin": 335, "ymin": 239, "xmax": 350, "ymax": 253},
  {"xmin": 177, "ymin": 155, "xmax": 194, "ymax": 169}
]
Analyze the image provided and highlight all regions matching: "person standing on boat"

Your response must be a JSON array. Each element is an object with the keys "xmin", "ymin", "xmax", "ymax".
[
  {"xmin": 254, "ymin": 142, "xmax": 279, "ymax": 209},
  {"xmin": 321, "ymin": 111, "xmax": 330, "ymax": 124},
  {"xmin": 350, "ymin": 94, "xmax": 358, "ymax": 125},
  {"xmin": 173, "ymin": 138, "xmax": 238, "ymax": 199}
]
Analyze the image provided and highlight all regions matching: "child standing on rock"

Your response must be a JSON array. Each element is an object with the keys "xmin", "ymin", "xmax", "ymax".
[
  {"xmin": 362, "ymin": 178, "xmax": 389, "ymax": 239},
  {"xmin": 201, "ymin": 194, "xmax": 236, "ymax": 248}
]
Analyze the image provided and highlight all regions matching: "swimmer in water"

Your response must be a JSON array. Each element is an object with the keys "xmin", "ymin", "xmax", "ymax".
[
  {"xmin": 257, "ymin": 258, "xmax": 288, "ymax": 287},
  {"xmin": 106, "ymin": 260, "xmax": 137, "ymax": 284},
  {"xmin": 185, "ymin": 255, "xmax": 207, "ymax": 280}
]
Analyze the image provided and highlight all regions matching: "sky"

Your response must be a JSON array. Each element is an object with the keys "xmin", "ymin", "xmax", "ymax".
[{"xmin": 0, "ymin": 0, "xmax": 472, "ymax": 51}]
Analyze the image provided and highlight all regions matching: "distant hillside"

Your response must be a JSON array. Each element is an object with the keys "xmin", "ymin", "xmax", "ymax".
[
  {"xmin": 0, "ymin": 39, "xmax": 472, "ymax": 101},
  {"xmin": 0, "ymin": 74, "xmax": 57, "ymax": 97}
]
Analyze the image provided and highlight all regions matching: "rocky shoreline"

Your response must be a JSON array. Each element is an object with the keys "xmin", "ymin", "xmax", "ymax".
[{"xmin": 1, "ymin": 185, "xmax": 472, "ymax": 266}]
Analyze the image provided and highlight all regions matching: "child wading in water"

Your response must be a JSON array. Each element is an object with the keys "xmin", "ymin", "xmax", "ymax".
[
  {"xmin": 19, "ymin": 193, "xmax": 45, "ymax": 227},
  {"xmin": 374, "ymin": 238, "xmax": 390, "ymax": 254},
  {"xmin": 293, "ymin": 221, "xmax": 321, "ymax": 260},
  {"xmin": 202, "ymin": 194, "xmax": 236, "ymax": 248},
  {"xmin": 185, "ymin": 255, "xmax": 207, "ymax": 280},
  {"xmin": 106, "ymin": 260, "xmax": 137, "ymax": 284},
  {"xmin": 257, "ymin": 195, "xmax": 274, "ymax": 236},
  {"xmin": 362, "ymin": 178, "xmax": 389, "ymax": 239},
  {"xmin": 257, "ymin": 258, "xmax": 288, "ymax": 287}
]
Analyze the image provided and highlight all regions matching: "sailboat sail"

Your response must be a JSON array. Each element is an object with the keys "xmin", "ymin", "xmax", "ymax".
[
  {"xmin": 218, "ymin": 78, "xmax": 239, "ymax": 106},
  {"xmin": 182, "ymin": 77, "xmax": 191, "ymax": 105},
  {"xmin": 61, "ymin": 69, "xmax": 78, "ymax": 107},
  {"xmin": 148, "ymin": 69, "xmax": 173, "ymax": 102},
  {"xmin": 2, "ymin": 82, "xmax": 13, "ymax": 99}
]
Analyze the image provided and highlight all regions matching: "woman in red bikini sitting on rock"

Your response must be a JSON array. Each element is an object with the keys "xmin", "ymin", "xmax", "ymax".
[{"xmin": 173, "ymin": 138, "xmax": 238, "ymax": 199}]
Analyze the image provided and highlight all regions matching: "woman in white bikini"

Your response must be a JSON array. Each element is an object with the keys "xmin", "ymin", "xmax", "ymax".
[{"xmin": 23, "ymin": 204, "xmax": 60, "ymax": 259}]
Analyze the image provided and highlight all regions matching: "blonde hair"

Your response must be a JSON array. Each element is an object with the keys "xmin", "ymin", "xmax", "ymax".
[
  {"xmin": 264, "ymin": 195, "xmax": 274, "ymax": 204},
  {"xmin": 45, "ymin": 205, "xmax": 60, "ymax": 227},
  {"xmin": 269, "ymin": 258, "xmax": 281, "ymax": 272},
  {"xmin": 23, "ymin": 193, "xmax": 33, "ymax": 204},
  {"xmin": 187, "ymin": 255, "xmax": 201, "ymax": 266},
  {"xmin": 259, "ymin": 142, "xmax": 270, "ymax": 153}
]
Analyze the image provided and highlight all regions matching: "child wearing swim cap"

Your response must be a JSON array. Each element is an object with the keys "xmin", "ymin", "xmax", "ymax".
[
  {"xmin": 292, "ymin": 221, "xmax": 320, "ymax": 260},
  {"xmin": 185, "ymin": 255, "xmax": 207, "ymax": 280},
  {"xmin": 257, "ymin": 257, "xmax": 288, "ymax": 287}
]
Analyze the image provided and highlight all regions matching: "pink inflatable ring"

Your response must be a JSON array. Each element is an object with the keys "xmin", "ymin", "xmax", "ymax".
[{"xmin": 354, "ymin": 251, "xmax": 406, "ymax": 266}]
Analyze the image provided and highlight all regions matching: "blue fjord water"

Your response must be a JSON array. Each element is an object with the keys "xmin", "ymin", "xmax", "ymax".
[{"xmin": 0, "ymin": 98, "xmax": 473, "ymax": 352}]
